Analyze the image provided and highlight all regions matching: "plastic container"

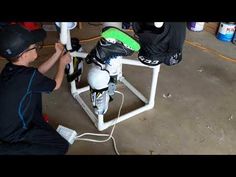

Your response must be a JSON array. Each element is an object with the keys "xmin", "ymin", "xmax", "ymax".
[
  {"xmin": 216, "ymin": 22, "xmax": 236, "ymax": 42},
  {"xmin": 232, "ymin": 31, "xmax": 236, "ymax": 45},
  {"xmin": 187, "ymin": 22, "xmax": 205, "ymax": 32}
]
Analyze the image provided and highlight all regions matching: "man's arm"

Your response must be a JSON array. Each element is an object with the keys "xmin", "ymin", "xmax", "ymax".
[
  {"xmin": 54, "ymin": 52, "xmax": 71, "ymax": 90},
  {"xmin": 38, "ymin": 43, "xmax": 64, "ymax": 74}
]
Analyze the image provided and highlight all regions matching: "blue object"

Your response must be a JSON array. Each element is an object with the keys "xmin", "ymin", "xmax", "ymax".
[
  {"xmin": 216, "ymin": 22, "xmax": 236, "ymax": 42},
  {"xmin": 232, "ymin": 31, "xmax": 236, "ymax": 45}
]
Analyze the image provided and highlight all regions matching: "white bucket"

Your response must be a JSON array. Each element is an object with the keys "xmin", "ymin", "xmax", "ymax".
[
  {"xmin": 187, "ymin": 22, "xmax": 205, "ymax": 32},
  {"xmin": 216, "ymin": 22, "xmax": 236, "ymax": 42}
]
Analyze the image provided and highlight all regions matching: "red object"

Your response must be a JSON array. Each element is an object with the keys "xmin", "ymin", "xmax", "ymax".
[
  {"xmin": 20, "ymin": 22, "xmax": 41, "ymax": 30},
  {"xmin": 43, "ymin": 114, "xmax": 49, "ymax": 123},
  {"xmin": 10, "ymin": 22, "xmax": 41, "ymax": 31}
]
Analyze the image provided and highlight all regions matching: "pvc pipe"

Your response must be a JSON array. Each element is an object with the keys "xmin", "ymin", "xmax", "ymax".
[
  {"xmin": 97, "ymin": 115, "xmax": 105, "ymax": 131},
  {"xmin": 121, "ymin": 58, "xmax": 156, "ymax": 68},
  {"xmin": 71, "ymin": 85, "xmax": 153, "ymax": 131},
  {"xmin": 73, "ymin": 93, "xmax": 98, "ymax": 127},
  {"xmin": 103, "ymin": 22, "xmax": 122, "ymax": 29},
  {"xmin": 149, "ymin": 66, "xmax": 160, "ymax": 107},
  {"xmin": 97, "ymin": 104, "xmax": 154, "ymax": 131},
  {"xmin": 77, "ymin": 52, "xmax": 88, "ymax": 58},
  {"xmin": 66, "ymin": 30, "xmax": 72, "ymax": 51},
  {"xmin": 120, "ymin": 77, "xmax": 148, "ymax": 104},
  {"xmin": 60, "ymin": 22, "xmax": 68, "ymax": 45},
  {"xmin": 66, "ymin": 22, "xmax": 77, "ymax": 30}
]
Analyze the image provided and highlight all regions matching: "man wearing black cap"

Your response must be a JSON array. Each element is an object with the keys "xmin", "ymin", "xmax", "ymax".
[{"xmin": 0, "ymin": 24, "xmax": 71, "ymax": 154}]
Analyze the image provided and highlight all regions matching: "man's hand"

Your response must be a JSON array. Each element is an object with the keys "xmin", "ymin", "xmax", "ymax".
[
  {"xmin": 59, "ymin": 52, "xmax": 71, "ymax": 66},
  {"xmin": 38, "ymin": 42, "xmax": 67, "ymax": 74},
  {"xmin": 55, "ymin": 42, "xmax": 65, "ymax": 56}
]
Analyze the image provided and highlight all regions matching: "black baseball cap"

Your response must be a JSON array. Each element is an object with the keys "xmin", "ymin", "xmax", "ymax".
[{"xmin": 0, "ymin": 24, "xmax": 46, "ymax": 59}]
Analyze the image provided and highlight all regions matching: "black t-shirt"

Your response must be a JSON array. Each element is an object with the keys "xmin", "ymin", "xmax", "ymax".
[{"xmin": 0, "ymin": 62, "xmax": 56, "ymax": 142}]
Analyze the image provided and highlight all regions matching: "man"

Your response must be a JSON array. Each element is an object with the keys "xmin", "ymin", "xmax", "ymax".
[{"xmin": 0, "ymin": 24, "xmax": 71, "ymax": 155}]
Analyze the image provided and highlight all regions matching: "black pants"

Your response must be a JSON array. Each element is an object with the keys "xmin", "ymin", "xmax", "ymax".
[{"xmin": 0, "ymin": 118, "xmax": 69, "ymax": 155}]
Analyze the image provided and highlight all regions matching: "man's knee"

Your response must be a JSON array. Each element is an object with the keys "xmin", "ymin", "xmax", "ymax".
[
  {"xmin": 53, "ymin": 133, "xmax": 70, "ymax": 155},
  {"xmin": 22, "ymin": 127, "xmax": 70, "ymax": 155}
]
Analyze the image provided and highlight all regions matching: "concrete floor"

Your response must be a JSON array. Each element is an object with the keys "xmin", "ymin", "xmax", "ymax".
[{"xmin": 1, "ymin": 23, "xmax": 236, "ymax": 154}]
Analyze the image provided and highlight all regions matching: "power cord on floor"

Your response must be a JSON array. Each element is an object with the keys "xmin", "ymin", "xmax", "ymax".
[{"xmin": 74, "ymin": 90, "xmax": 124, "ymax": 155}]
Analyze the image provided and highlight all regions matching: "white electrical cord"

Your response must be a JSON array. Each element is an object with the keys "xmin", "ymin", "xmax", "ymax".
[{"xmin": 74, "ymin": 91, "xmax": 124, "ymax": 155}]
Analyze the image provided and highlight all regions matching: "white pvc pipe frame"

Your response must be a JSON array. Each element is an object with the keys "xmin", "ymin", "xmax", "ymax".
[
  {"xmin": 64, "ymin": 22, "xmax": 160, "ymax": 131},
  {"xmin": 69, "ymin": 52, "xmax": 160, "ymax": 131}
]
